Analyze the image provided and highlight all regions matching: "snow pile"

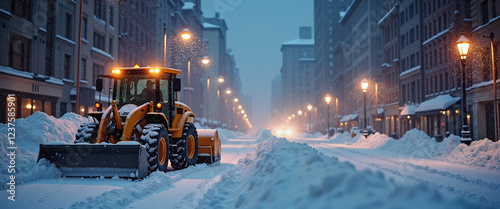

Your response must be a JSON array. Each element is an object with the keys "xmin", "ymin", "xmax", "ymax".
[
  {"xmin": 445, "ymin": 139, "xmax": 500, "ymax": 171},
  {"xmin": 379, "ymin": 129, "xmax": 461, "ymax": 158},
  {"xmin": 354, "ymin": 132, "xmax": 392, "ymax": 148},
  {"xmin": 0, "ymin": 112, "xmax": 88, "ymax": 189},
  {"xmin": 329, "ymin": 131, "xmax": 360, "ymax": 144},
  {"xmin": 199, "ymin": 138, "xmax": 478, "ymax": 208},
  {"xmin": 217, "ymin": 128, "xmax": 243, "ymax": 142},
  {"xmin": 255, "ymin": 129, "xmax": 277, "ymax": 142}
]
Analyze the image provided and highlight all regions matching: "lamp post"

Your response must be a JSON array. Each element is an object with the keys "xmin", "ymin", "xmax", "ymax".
[
  {"xmin": 181, "ymin": 29, "xmax": 192, "ymax": 106},
  {"xmin": 217, "ymin": 76, "xmax": 224, "ymax": 127},
  {"xmin": 298, "ymin": 110, "xmax": 303, "ymax": 133},
  {"xmin": 483, "ymin": 33, "xmax": 498, "ymax": 142},
  {"xmin": 202, "ymin": 57, "xmax": 210, "ymax": 126},
  {"xmin": 325, "ymin": 96, "xmax": 332, "ymax": 138},
  {"xmin": 307, "ymin": 105, "xmax": 313, "ymax": 134},
  {"xmin": 456, "ymin": 33, "xmax": 471, "ymax": 144},
  {"xmin": 361, "ymin": 78, "xmax": 369, "ymax": 137}
]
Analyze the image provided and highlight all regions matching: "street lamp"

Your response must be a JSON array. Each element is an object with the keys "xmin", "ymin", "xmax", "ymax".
[
  {"xmin": 361, "ymin": 78, "xmax": 369, "ymax": 137},
  {"xmin": 456, "ymin": 33, "xmax": 471, "ymax": 144},
  {"xmin": 484, "ymin": 33, "xmax": 498, "ymax": 142},
  {"xmin": 202, "ymin": 56, "xmax": 210, "ymax": 64},
  {"xmin": 216, "ymin": 76, "xmax": 224, "ymax": 127},
  {"xmin": 325, "ymin": 96, "xmax": 332, "ymax": 138},
  {"xmin": 298, "ymin": 110, "xmax": 303, "ymax": 133},
  {"xmin": 307, "ymin": 104, "xmax": 313, "ymax": 134},
  {"xmin": 181, "ymin": 28, "xmax": 191, "ymax": 40}
]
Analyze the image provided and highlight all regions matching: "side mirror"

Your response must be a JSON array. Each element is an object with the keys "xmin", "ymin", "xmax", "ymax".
[
  {"xmin": 173, "ymin": 77, "xmax": 181, "ymax": 92},
  {"xmin": 96, "ymin": 79, "xmax": 103, "ymax": 92}
]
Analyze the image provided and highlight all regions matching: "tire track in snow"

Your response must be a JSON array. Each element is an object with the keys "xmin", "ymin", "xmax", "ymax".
[
  {"xmin": 313, "ymin": 144, "xmax": 500, "ymax": 207},
  {"xmin": 69, "ymin": 164, "xmax": 214, "ymax": 209}
]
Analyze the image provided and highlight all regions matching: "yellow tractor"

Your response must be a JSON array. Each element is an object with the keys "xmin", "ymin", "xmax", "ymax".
[{"xmin": 38, "ymin": 66, "xmax": 221, "ymax": 178}]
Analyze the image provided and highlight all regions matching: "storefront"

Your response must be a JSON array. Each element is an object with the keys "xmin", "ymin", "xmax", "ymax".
[{"xmin": 415, "ymin": 94, "xmax": 461, "ymax": 138}]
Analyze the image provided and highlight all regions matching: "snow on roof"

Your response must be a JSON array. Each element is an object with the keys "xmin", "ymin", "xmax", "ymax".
[
  {"xmin": 399, "ymin": 65, "xmax": 421, "ymax": 77},
  {"xmin": 56, "ymin": 35, "xmax": 76, "ymax": 45},
  {"xmin": 203, "ymin": 22, "xmax": 220, "ymax": 29},
  {"xmin": 182, "ymin": 2, "xmax": 195, "ymax": 10},
  {"xmin": 472, "ymin": 15, "xmax": 500, "ymax": 32},
  {"xmin": 400, "ymin": 104, "xmax": 418, "ymax": 116},
  {"xmin": 466, "ymin": 79, "xmax": 500, "ymax": 91},
  {"xmin": 282, "ymin": 38, "xmax": 314, "ymax": 46},
  {"xmin": 339, "ymin": 11, "xmax": 346, "ymax": 18},
  {"xmin": 91, "ymin": 47, "xmax": 115, "ymax": 60},
  {"xmin": 0, "ymin": 8, "xmax": 12, "ymax": 17},
  {"xmin": 339, "ymin": 113, "xmax": 358, "ymax": 122},
  {"xmin": 422, "ymin": 25, "xmax": 453, "ymax": 45},
  {"xmin": 339, "ymin": 0, "xmax": 357, "ymax": 24},
  {"xmin": 415, "ymin": 94, "xmax": 460, "ymax": 113},
  {"xmin": 381, "ymin": 63, "xmax": 391, "ymax": 68},
  {"xmin": 0, "ymin": 65, "xmax": 64, "ymax": 85},
  {"xmin": 378, "ymin": 6, "xmax": 397, "ymax": 25},
  {"xmin": 298, "ymin": 57, "xmax": 315, "ymax": 62}
]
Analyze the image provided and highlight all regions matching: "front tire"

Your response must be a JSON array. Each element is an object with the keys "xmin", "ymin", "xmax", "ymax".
[
  {"xmin": 171, "ymin": 123, "xmax": 199, "ymax": 170},
  {"xmin": 140, "ymin": 124, "xmax": 169, "ymax": 173},
  {"xmin": 75, "ymin": 123, "xmax": 99, "ymax": 143}
]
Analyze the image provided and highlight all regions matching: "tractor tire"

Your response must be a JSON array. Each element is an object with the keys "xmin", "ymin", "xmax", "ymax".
[
  {"xmin": 170, "ymin": 123, "xmax": 199, "ymax": 170},
  {"xmin": 140, "ymin": 124, "xmax": 170, "ymax": 173},
  {"xmin": 75, "ymin": 123, "xmax": 99, "ymax": 143}
]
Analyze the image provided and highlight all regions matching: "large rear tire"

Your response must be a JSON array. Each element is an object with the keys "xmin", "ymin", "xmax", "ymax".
[
  {"xmin": 140, "ymin": 124, "xmax": 169, "ymax": 173},
  {"xmin": 75, "ymin": 123, "xmax": 99, "ymax": 143},
  {"xmin": 171, "ymin": 123, "xmax": 199, "ymax": 170}
]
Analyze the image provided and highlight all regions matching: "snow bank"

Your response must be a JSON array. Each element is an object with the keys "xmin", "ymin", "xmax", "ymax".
[
  {"xmin": 199, "ymin": 138, "xmax": 478, "ymax": 208},
  {"xmin": 354, "ymin": 132, "xmax": 392, "ymax": 148},
  {"xmin": 255, "ymin": 129, "xmax": 277, "ymax": 142},
  {"xmin": 444, "ymin": 139, "xmax": 500, "ymax": 171},
  {"xmin": 0, "ymin": 112, "xmax": 88, "ymax": 189},
  {"xmin": 329, "ymin": 131, "xmax": 360, "ymax": 144},
  {"xmin": 379, "ymin": 129, "xmax": 461, "ymax": 158}
]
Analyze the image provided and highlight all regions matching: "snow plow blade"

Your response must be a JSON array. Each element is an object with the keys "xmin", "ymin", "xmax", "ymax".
[
  {"xmin": 37, "ymin": 144, "xmax": 149, "ymax": 178},
  {"xmin": 196, "ymin": 129, "xmax": 221, "ymax": 164}
]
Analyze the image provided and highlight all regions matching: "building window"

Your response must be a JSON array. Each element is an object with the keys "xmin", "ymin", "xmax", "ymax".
[
  {"xmin": 81, "ymin": 58, "xmax": 87, "ymax": 81},
  {"xmin": 93, "ymin": 32, "xmax": 105, "ymax": 50},
  {"xmin": 65, "ymin": 12, "xmax": 73, "ymax": 40},
  {"xmin": 94, "ymin": 0, "xmax": 106, "ymax": 21},
  {"xmin": 8, "ymin": 33, "xmax": 30, "ymax": 72},
  {"xmin": 109, "ymin": 37, "xmax": 113, "ymax": 54},
  {"xmin": 82, "ymin": 16, "xmax": 88, "ymax": 40},
  {"xmin": 409, "ymin": 3, "xmax": 414, "ymax": 18},
  {"xmin": 109, "ymin": 6, "xmax": 114, "ymax": 26},
  {"xmin": 11, "ymin": 0, "xmax": 31, "ymax": 20},
  {"xmin": 64, "ymin": 54, "xmax": 71, "ymax": 79},
  {"xmin": 481, "ymin": 1, "xmax": 489, "ymax": 24}
]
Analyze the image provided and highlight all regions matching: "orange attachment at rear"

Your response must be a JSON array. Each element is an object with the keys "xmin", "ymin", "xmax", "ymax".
[{"xmin": 196, "ymin": 129, "xmax": 221, "ymax": 164}]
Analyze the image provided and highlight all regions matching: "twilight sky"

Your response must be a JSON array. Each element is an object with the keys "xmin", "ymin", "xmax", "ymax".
[{"xmin": 201, "ymin": 0, "xmax": 314, "ymax": 131}]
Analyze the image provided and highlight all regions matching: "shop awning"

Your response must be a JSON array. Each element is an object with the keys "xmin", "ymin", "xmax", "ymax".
[
  {"xmin": 415, "ymin": 94, "xmax": 460, "ymax": 113},
  {"xmin": 339, "ymin": 113, "xmax": 358, "ymax": 122},
  {"xmin": 400, "ymin": 104, "xmax": 418, "ymax": 116}
]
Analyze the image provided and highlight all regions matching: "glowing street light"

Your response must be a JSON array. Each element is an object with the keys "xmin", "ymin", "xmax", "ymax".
[
  {"xmin": 325, "ymin": 95, "xmax": 332, "ymax": 138},
  {"xmin": 361, "ymin": 78, "xmax": 369, "ymax": 137},
  {"xmin": 218, "ymin": 76, "xmax": 224, "ymax": 83},
  {"xmin": 234, "ymin": 98, "xmax": 239, "ymax": 102},
  {"xmin": 456, "ymin": 32, "xmax": 471, "ymax": 144},
  {"xmin": 307, "ymin": 105, "xmax": 313, "ymax": 134},
  {"xmin": 202, "ymin": 56, "xmax": 210, "ymax": 64},
  {"xmin": 181, "ymin": 28, "xmax": 191, "ymax": 40}
]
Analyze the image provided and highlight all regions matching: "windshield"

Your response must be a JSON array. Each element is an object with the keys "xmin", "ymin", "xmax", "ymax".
[{"xmin": 115, "ymin": 77, "xmax": 170, "ymax": 107}]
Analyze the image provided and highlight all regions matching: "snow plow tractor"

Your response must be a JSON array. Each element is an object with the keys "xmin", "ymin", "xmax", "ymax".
[{"xmin": 38, "ymin": 66, "xmax": 221, "ymax": 178}]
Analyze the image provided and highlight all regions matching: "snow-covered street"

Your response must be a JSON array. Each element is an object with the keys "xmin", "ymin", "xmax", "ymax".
[{"xmin": 1, "ymin": 113, "xmax": 499, "ymax": 208}]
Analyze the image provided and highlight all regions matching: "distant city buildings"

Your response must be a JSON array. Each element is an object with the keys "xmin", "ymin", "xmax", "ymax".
[
  {"xmin": 275, "ymin": 0, "xmax": 499, "ymax": 141},
  {"xmin": 0, "ymin": 0, "xmax": 248, "ymax": 130}
]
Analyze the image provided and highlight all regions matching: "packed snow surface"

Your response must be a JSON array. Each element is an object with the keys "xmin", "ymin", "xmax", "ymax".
[
  {"xmin": 1, "ymin": 113, "xmax": 499, "ymax": 208},
  {"xmin": 199, "ymin": 137, "xmax": 479, "ymax": 208}
]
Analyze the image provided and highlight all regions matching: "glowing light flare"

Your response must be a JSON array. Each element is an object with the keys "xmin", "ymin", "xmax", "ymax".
[
  {"xmin": 94, "ymin": 102, "xmax": 101, "ymax": 109},
  {"xmin": 234, "ymin": 98, "xmax": 239, "ymax": 102},
  {"xmin": 156, "ymin": 103, "xmax": 162, "ymax": 109},
  {"xmin": 325, "ymin": 96, "xmax": 332, "ymax": 104},
  {"xmin": 361, "ymin": 78, "xmax": 369, "ymax": 92},
  {"xmin": 201, "ymin": 56, "xmax": 210, "ymax": 64},
  {"xmin": 456, "ymin": 34, "xmax": 471, "ymax": 60},
  {"xmin": 307, "ymin": 105, "xmax": 312, "ymax": 111},
  {"xmin": 226, "ymin": 89, "xmax": 232, "ymax": 95},
  {"xmin": 181, "ymin": 28, "xmax": 191, "ymax": 40},
  {"xmin": 218, "ymin": 76, "xmax": 224, "ymax": 83},
  {"xmin": 298, "ymin": 110, "xmax": 302, "ymax": 115}
]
